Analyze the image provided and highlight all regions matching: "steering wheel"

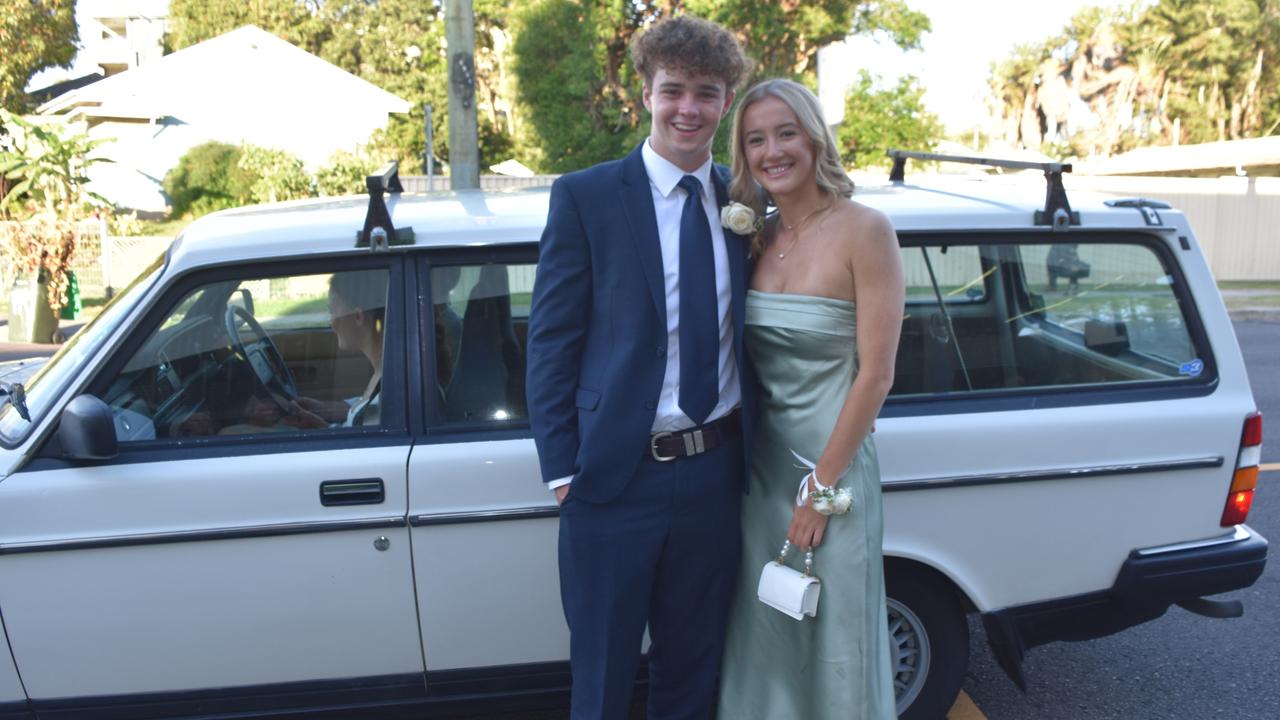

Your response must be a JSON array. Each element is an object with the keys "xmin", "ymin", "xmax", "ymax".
[{"xmin": 224, "ymin": 305, "xmax": 299, "ymax": 412}]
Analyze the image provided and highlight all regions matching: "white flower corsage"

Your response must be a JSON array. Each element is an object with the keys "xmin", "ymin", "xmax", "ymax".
[
  {"xmin": 721, "ymin": 201, "xmax": 764, "ymax": 235},
  {"xmin": 790, "ymin": 449, "xmax": 854, "ymax": 516}
]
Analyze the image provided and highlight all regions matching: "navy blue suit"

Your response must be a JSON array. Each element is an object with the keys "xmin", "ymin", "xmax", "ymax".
[{"xmin": 527, "ymin": 143, "xmax": 757, "ymax": 719}]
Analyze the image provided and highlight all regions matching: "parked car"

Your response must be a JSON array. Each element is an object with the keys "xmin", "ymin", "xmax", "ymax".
[{"xmin": 0, "ymin": 155, "xmax": 1266, "ymax": 720}]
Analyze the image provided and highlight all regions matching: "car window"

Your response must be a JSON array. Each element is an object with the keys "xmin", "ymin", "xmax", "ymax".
[
  {"xmin": 906, "ymin": 244, "xmax": 988, "ymax": 304},
  {"xmin": 891, "ymin": 237, "xmax": 1208, "ymax": 398},
  {"xmin": 101, "ymin": 268, "xmax": 390, "ymax": 442},
  {"xmin": 429, "ymin": 261, "xmax": 532, "ymax": 425}
]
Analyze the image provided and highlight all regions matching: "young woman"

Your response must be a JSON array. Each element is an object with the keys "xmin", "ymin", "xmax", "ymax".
[{"xmin": 717, "ymin": 78, "xmax": 905, "ymax": 719}]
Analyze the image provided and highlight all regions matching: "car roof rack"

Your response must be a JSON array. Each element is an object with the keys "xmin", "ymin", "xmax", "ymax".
[
  {"xmin": 886, "ymin": 149, "xmax": 1080, "ymax": 230},
  {"xmin": 356, "ymin": 161, "xmax": 415, "ymax": 249}
]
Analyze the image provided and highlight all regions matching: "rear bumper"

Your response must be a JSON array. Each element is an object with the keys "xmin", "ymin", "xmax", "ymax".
[{"xmin": 983, "ymin": 525, "xmax": 1268, "ymax": 689}]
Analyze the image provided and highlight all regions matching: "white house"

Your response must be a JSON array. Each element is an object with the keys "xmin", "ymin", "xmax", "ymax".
[
  {"xmin": 38, "ymin": 25, "xmax": 412, "ymax": 212},
  {"xmin": 27, "ymin": 0, "xmax": 170, "ymax": 93}
]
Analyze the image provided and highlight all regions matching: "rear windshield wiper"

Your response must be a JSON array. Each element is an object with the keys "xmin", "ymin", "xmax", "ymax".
[{"xmin": 0, "ymin": 382, "xmax": 30, "ymax": 421}]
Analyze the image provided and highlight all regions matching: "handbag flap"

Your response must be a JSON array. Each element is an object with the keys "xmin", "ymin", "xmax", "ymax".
[{"xmin": 757, "ymin": 561, "xmax": 820, "ymax": 618}]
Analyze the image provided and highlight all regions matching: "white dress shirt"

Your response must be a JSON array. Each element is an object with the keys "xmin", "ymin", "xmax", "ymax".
[
  {"xmin": 548, "ymin": 142, "xmax": 740, "ymax": 492},
  {"xmin": 641, "ymin": 140, "xmax": 740, "ymax": 433}
]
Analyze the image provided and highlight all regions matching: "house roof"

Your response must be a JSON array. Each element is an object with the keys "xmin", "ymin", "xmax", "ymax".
[
  {"xmin": 37, "ymin": 25, "xmax": 411, "ymax": 120},
  {"xmin": 1078, "ymin": 136, "xmax": 1280, "ymax": 177}
]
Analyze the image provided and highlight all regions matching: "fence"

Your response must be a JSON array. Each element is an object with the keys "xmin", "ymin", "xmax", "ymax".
[
  {"xmin": 399, "ymin": 175, "xmax": 559, "ymax": 193},
  {"xmin": 1065, "ymin": 175, "xmax": 1280, "ymax": 281},
  {"xmin": 72, "ymin": 219, "xmax": 173, "ymax": 300}
]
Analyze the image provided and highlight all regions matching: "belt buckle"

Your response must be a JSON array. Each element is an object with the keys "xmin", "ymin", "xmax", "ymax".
[{"xmin": 650, "ymin": 431, "xmax": 677, "ymax": 462}]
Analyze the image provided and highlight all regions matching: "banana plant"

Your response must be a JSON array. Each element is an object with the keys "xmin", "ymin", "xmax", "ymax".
[{"xmin": 0, "ymin": 109, "xmax": 113, "ymax": 220}]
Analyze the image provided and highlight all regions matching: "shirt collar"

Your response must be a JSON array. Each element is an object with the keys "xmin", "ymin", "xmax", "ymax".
[{"xmin": 642, "ymin": 139, "xmax": 714, "ymax": 199}]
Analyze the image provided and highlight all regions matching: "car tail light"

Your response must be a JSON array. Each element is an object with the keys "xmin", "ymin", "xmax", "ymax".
[{"xmin": 1221, "ymin": 413, "xmax": 1262, "ymax": 527}]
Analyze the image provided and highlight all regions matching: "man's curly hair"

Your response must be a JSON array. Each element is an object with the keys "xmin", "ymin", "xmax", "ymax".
[{"xmin": 630, "ymin": 15, "xmax": 752, "ymax": 90}]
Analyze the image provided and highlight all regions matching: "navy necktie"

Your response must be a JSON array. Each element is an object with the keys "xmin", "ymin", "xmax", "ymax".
[{"xmin": 676, "ymin": 174, "xmax": 718, "ymax": 425}]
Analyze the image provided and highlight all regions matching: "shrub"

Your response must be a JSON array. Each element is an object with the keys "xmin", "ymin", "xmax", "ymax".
[
  {"xmin": 316, "ymin": 150, "xmax": 379, "ymax": 197},
  {"xmin": 238, "ymin": 144, "xmax": 313, "ymax": 204},
  {"xmin": 161, "ymin": 142, "xmax": 253, "ymax": 217}
]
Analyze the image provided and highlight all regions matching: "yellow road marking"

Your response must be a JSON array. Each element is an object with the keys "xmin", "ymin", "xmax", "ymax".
[
  {"xmin": 1260, "ymin": 462, "xmax": 1280, "ymax": 473},
  {"xmin": 948, "ymin": 690, "xmax": 988, "ymax": 720}
]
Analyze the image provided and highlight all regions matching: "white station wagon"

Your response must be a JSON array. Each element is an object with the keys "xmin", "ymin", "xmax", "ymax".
[{"xmin": 0, "ymin": 153, "xmax": 1266, "ymax": 720}]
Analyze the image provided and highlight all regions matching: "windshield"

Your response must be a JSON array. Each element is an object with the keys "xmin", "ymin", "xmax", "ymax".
[{"xmin": 1, "ymin": 255, "xmax": 165, "ymax": 446}]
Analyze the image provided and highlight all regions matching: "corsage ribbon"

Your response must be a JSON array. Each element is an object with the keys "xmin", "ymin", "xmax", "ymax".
[{"xmin": 790, "ymin": 449, "xmax": 854, "ymax": 516}]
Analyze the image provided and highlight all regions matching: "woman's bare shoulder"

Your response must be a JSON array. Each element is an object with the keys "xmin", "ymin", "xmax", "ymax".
[
  {"xmin": 834, "ymin": 198, "xmax": 894, "ymax": 235},
  {"xmin": 827, "ymin": 198, "xmax": 897, "ymax": 254}
]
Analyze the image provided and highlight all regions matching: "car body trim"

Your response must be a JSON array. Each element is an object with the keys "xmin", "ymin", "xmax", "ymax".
[
  {"xmin": 882, "ymin": 456, "xmax": 1224, "ymax": 493},
  {"xmin": 26, "ymin": 672, "xmax": 427, "ymax": 720},
  {"xmin": 1132, "ymin": 525, "xmax": 1252, "ymax": 557},
  {"xmin": 0, "ymin": 517, "xmax": 407, "ymax": 555},
  {"xmin": 411, "ymin": 506, "xmax": 560, "ymax": 526}
]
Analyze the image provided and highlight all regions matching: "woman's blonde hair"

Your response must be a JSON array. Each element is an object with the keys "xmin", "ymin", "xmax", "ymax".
[{"xmin": 729, "ymin": 78, "xmax": 854, "ymax": 257}]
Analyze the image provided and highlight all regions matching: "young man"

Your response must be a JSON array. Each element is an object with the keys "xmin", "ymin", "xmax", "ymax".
[{"xmin": 526, "ymin": 15, "xmax": 756, "ymax": 720}]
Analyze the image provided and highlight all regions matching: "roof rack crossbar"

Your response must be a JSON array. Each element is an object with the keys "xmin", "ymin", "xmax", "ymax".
[
  {"xmin": 886, "ymin": 149, "xmax": 1079, "ymax": 230},
  {"xmin": 357, "ymin": 161, "xmax": 414, "ymax": 249}
]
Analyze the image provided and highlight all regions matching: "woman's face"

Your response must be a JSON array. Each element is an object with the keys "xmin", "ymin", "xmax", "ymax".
[{"xmin": 740, "ymin": 95, "xmax": 816, "ymax": 199}]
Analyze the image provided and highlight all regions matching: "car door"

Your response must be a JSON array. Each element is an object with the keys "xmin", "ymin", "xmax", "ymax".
[
  {"xmin": 405, "ymin": 249, "xmax": 571, "ymax": 689},
  {"xmin": 878, "ymin": 232, "xmax": 1246, "ymax": 610},
  {"xmin": 0, "ymin": 257, "xmax": 425, "ymax": 717}
]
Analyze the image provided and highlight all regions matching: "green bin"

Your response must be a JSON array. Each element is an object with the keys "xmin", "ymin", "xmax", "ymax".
[{"xmin": 60, "ymin": 270, "xmax": 82, "ymax": 320}]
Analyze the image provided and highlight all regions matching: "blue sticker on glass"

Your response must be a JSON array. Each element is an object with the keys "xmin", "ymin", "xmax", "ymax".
[{"xmin": 1179, "ymin": 359, "xmax": 1204, "ymax": 377}]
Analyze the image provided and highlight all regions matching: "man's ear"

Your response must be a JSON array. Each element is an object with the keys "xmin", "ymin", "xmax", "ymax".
[
  {"xmin": 721, "ymin": 89, "xmax": 736, "ymax": 118},
  {"xmin": 642, "ymin": 82, "xmax": 654, "ymax": 112}
]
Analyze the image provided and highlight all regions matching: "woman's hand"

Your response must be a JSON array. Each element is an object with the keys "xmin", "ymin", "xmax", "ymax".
[{"xmin": 787, "ymin": 500, "xmax": 830, "ymax": 550}]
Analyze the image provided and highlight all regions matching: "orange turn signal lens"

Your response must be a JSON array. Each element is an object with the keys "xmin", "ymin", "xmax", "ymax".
[{"xmin": 1221, "ymin": 467, "xmax": 1260, "ymax": 527}]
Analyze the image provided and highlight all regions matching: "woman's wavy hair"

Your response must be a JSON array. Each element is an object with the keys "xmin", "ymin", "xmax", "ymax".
[{"xmin": 729, "ymin": 79, "xmax": 855, "ymax": 257}]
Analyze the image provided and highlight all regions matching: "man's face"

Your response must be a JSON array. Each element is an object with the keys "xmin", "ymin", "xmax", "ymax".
[{"xmin": 642, "ymin": 66, "xmax": 734, "ymax": 172}]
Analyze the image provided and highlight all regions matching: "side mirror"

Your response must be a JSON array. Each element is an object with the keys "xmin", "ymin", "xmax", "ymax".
[
  {"xmin": 58, "ymin": 395, "xmax": 118, "ymax": 460},
  {"xmin": 1084, "ymin": 319, "xmax": 1130, "ymax": 356}
]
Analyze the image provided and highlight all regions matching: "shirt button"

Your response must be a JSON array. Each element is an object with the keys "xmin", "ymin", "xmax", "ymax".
[{"xmin": 656, "ymin": 345, "xmax": 666, "ymax": 357}]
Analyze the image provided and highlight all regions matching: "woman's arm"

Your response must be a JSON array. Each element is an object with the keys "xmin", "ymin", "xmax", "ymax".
[{"xmin": 788, "ymin": 208, "xmax": 905, "ymax": 549}]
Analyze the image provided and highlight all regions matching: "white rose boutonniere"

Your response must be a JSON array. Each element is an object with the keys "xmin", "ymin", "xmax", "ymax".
[{"xmin": 721, "ymin": 201, "xmax": 763, "ymax": 235}]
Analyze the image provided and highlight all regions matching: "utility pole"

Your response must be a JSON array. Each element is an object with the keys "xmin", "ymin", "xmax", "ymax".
[
  {"xmin": 424, "ymin": 103, "xmax": 435, "ymax": 189},
  {"xmin": 445, "ymin": 0, "xmax": 480, "ymax": 189}
]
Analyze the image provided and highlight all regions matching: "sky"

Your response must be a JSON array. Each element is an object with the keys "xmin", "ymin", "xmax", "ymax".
[{"xmin": 820, "ymin": 0, "xmax": 1128, "ymax": 134}]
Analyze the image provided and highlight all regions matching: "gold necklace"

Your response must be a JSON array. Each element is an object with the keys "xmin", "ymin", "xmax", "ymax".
[{"xmin": 776, "ymin": 204, "xmax": 829, "ymax": 259}]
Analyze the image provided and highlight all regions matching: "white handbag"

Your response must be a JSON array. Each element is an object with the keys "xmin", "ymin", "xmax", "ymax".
[{"xmin": 757, "ymin": 540, "xmax": 821, "ymax": 620}]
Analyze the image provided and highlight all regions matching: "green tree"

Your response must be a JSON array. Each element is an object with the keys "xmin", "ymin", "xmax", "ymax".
[
  {"xmin": 161, "ymin": 142, "xmax": 254, "ymax": 217},
  {"xmin": 989, "ymin": 0, "xmax": 1280, "ymax": 153},
  {"xmin": 166, "ymin": 0, "xmax": 327, "ymax": 54},
  {"xmin": 0, "ymin": 0, "xmax": 79, "ymax": 112},
  {"xmin": 837, "ymin": 71, "xmax": 942, "ymax": 169},
  {"xmin": 511, "ymin": 0, "xmax": 931, "ymax": 173}
]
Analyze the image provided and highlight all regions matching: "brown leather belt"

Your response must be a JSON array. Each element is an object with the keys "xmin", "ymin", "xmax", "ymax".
[{"xmin": 648, "ymin": 410, "xmax": 741, "ymax": 462}]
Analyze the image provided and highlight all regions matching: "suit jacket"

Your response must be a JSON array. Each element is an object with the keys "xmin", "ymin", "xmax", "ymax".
[{"xmin": 527, "ymin": 143, "xmax": 757, "ymax": 504}]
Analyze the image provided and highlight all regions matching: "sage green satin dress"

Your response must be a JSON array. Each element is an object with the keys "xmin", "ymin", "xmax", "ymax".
[{"xmin": 718, "ymin": 290, "xmax": 895, "ymax": 720}]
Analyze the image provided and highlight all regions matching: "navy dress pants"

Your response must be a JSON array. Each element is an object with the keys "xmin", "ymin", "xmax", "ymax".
[{"xmin": 558, "ymin": 432, "xmax": 743, "ymax": 720}]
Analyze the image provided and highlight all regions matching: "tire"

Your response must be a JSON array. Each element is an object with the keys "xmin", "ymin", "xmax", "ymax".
[{"xmin": 886, "ymin": 568, "xmax": 970, "ymax": 720}]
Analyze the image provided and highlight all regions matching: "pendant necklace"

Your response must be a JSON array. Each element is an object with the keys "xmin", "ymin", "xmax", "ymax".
[{"xmin": 776, "ymin": 204, "xmax": 830, "ymax": 260}]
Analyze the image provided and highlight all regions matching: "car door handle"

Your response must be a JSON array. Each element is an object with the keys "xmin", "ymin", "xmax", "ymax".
[{"xmin": 320, "ymin": 479, "xmax": 385, "ymax": 506}]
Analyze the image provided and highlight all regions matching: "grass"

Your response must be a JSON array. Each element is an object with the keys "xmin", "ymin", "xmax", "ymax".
[
  {"xmin": 1218, "ymin": 281, "xmax": 1280, "ymax": 291},
  {"xmin": 134, "ymin": 217, "xmax": 192, "ymax": 237}
]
